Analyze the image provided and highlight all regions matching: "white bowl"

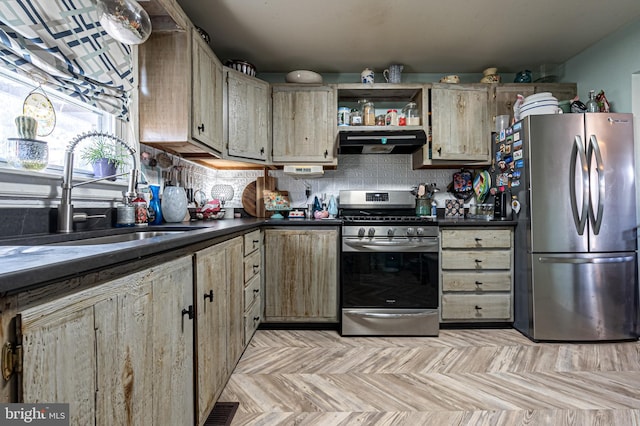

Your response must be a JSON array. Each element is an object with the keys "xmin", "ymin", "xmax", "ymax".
[
  {"xmin": 521, "ymin": 98, "xmax": 558, "ymax": 111},
  {"xmin": 521, "ymin": 106, "xmax": 560, "ymax": 118},
  {"xmin": 285, "ymin": 70, "xmax": 323, "ymax": 84},
  {"xmin": 520, "ymin": 102, "xmax": 559, "ymax": 113},
  {"xmin": 524, "ymin": 92, "xmax": 554, "ymax": 103}
]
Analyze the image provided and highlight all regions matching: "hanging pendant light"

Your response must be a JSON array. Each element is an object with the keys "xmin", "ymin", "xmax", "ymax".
[{"xmin": 95, "ymin": 0, "xmax": 152, "ymax": 45}]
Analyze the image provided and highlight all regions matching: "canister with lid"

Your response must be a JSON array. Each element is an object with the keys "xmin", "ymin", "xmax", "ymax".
[
  {"xmin": 360, "ymin": 99, "xmax": 376, "ymax": 126},
  {"xmin": 403, "ymin": 102, "xmax": 420, "ymax": 126},
  {"xmin": 385, "ymin": 109, "xmax": 398, "ymax": 126},
  {"xmin": 349, "ymin": 108, "xmax": 362, "ymax": 126},
  {"xmin": 338, "ymin": 106, "xmax": 350, "ymax": 126}
]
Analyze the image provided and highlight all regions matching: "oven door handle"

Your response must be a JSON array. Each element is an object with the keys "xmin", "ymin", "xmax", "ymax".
[
  {"xmin": 344, "ymin": 238, "xmax": 438, "ymax": 251},
  {"xmin": 348, "ymin": 311, "xmax": 436, "ymax": 319}
]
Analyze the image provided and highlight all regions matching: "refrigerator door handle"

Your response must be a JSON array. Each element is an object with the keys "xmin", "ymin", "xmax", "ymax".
[
  {"xmin": 588, "ymin": 135, "xmax": 605, "ymax": 235},
  {"xmin": 569, "ymin": 135, "xmax": 589, "ymax": 235},
  {"xmin": 538, "ymin": 255, "xmax": 635, "ymax": 264}
]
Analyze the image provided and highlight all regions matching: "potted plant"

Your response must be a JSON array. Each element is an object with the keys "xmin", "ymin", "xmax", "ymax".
[{"xmin": 79, "ymin": 134, "xmax": 128, "ymax": 180}]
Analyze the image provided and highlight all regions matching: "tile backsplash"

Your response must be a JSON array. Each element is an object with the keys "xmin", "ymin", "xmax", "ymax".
[{"xmin": 194, "ymin": 154, "xmax": 455, "ymax": 209}]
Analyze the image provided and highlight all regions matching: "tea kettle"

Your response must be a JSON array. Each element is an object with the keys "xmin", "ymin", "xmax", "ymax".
[{"xmin": 493, "ymin": 191, "xmax": 512, "ymax": 220}]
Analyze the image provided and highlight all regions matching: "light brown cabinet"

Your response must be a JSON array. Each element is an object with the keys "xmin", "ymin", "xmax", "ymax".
[
  {"xmin": 440, "ymin": 227, "xmax": 514, "ymax": 322},
  {"xmin": 264, "ymin": 228, "xmax": 339, "ymax": 322},
  {"xmin": 491, "ymin": 83, "xmax": 577, "ymax": 123},
  {"xmin": 271, "ymin": 84, "xmax": 337, "ymax": 163},
  {"xmin": 225, "ymin": 69, "xmax": 271, "ymax": 162},
  {"xmin": 415, "ymin": 84, "xmax": 491, "ymax": 168},
  {"xmin": 17, "ymin": 256, "xmax": 195, "ymax": 426},
  {"xmin": 139, "ymin": 27, "xmax": 224, "ymax": 157},
  {"xmin": 243, "ymin": 229, "xmax": 263, "ymax": 344},
  {"xmin": 194, "ymin": 236, "xmax": 244, "ymax": 426}
]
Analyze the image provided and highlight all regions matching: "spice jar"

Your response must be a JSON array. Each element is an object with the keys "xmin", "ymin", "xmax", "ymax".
[
  {"xmin": 360, "ymin": 99, "xmax": 376, "ymax": 126},
  {"xmin": 403, "ymin": 102, "xmax": 420, "ymax": 126},
  {"xmin": 349, "ymin": 108, "xmax": 362, "ymax": 126}
]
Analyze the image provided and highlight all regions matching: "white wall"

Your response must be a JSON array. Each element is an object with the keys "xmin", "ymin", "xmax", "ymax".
[{"xmin": 563, "ymin": 19, "xmax": 640, "ymax": 113}]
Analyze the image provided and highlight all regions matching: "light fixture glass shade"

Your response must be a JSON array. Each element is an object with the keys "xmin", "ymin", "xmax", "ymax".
[{"xmin": 96, "ymin": 0, "xmax": 152, "ymax": 45}]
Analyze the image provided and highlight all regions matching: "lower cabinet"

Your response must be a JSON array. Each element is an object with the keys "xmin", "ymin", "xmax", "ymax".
[
  {"xmin": 194, "ymin": 236, "xmax": 244, "ymax": 426},
  {"xmin": 243, "ymin": 229, "xmax": 262, "ymax": 345},
  {"xmin": 17, "ymin": 256, "xmax": 195, "ymax": 426},
  {"xmin": 440, "ymin": 227, "xmax": 514, "ymax": 322},
  {"xmin": 264, "ymin": 228, "xmax": 339, "ymax": 322}
]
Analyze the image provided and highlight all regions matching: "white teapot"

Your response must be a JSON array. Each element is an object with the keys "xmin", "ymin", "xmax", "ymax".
[{"xmin": 361, "ymin": 68, "xmax": 374, "ymax": 84}]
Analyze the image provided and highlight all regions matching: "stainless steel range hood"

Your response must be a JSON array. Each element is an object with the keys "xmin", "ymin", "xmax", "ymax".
[{"xmin": 338, "ymin": 129, "xmax": 426, "ymax": 154}]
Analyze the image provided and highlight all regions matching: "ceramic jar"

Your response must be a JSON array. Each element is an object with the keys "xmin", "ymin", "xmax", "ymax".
[
  {"xmin": 361, "ymin": 68, "xmax": 374, "ymax": 84},
  {"xmin": 161, "ymin": 185, "xmax": 188, "ymax": 223}
]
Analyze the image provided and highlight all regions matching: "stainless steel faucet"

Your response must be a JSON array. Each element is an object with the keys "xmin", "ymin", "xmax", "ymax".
[{"xmin": 58, "ymin": 131, "xmax": 139, "ymax": 233}]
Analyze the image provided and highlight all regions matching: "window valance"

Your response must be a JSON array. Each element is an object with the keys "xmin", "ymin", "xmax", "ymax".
[{"xmin": 0, "ymin": 0, "xmax": 135, "ymax": 119}]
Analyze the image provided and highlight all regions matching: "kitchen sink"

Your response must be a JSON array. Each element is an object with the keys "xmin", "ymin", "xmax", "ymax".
[{"xmin": 47, "ymin": 231, "xmax": 188, "ymax": 246}]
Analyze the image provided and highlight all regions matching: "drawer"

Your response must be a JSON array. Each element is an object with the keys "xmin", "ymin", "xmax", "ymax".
[
  {"xmin": 244, "ymin": 230, "xmax": 262, "ymax": 256},
  {"xmin": 441, "ymin": 229, "xmax": 511, "ymax": 249},
  {"xmin": 441, "ymin": 250, "xmax": 511, "ymax": 270},
  {"xmin": 244, "ymin": 273, "xmax": 261, "ymax": 311},
  {"xmin": 441, "ymin": 294, "xmax": 511, "ymax": 320},
  {"xmin": 244, "ymin": 299, "xmax": 261, "ymax": 346},
  {"xmin": 442, "ymin": 271, "xmax": 511, "ymax": 292},
  {"xmin": 244, "ymin": 250, "xmax": 261, "ymax": 282}
]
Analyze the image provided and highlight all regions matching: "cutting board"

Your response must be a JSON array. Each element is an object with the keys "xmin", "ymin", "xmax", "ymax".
[
  {"xmin": 241, "ymin": 180, "xmax": 257, "ymax": 217},
  {"xmin": 241, "ymin": 175, "xmax": 279, "ymax": 218}
]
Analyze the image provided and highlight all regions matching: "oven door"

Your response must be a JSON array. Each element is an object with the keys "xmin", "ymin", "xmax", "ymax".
[{"xmin": 341, "ymin": 237, "xmax": 439, "ymax": 309}]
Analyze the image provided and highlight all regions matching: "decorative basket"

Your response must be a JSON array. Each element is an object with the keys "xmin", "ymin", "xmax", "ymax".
[{"xmin": 225, "ymin": 59, "xmax": 256, "ymax": 77}]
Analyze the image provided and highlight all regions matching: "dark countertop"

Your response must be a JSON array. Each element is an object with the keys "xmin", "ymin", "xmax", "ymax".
[{"xmin": 0, "ymin": 216, "xmax": 514, "ymax": 295}]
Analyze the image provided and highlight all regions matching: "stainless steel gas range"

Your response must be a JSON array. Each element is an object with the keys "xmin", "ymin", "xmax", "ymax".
[{"xmin": 339, "ymin": 190, "xmax": 439, "ymax": 336}]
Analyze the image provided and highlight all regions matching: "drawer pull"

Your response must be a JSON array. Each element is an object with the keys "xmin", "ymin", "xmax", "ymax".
[
  {"xmin": 253, "ymin": 289, "xmax": 260, "ymax": 294},
  {"xmin": 474, "ymin": 259, "xmax": 482, "ymax": 263},
  {"xmin": 203, "ymin": 290, "xmax": 214, "ymax": 302},
  {"xmin": 474, "ymin": 305, "xmax": 483, "ymax": 310},
  {"xmin": 475, "ymin": 281, "xmax": 483, "ymax": 285},
  {"xmin": 475, "ymin": 238, "xmax": 482, "ymax": 242}
]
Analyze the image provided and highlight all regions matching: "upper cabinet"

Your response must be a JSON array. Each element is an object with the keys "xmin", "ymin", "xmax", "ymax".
[
  {"xmin": 271, "ymin": 84, "xmax": 337, "ymax": 164},
  {"xmin": 139, "ymin": 28, "xmax": 224, "ymax": 158},
  {"xmin": 224, "ymin": 68, "xmax": 271, "ymax": 163},
  {"xmin": 491, "ymin": 83, "xmax": 577, "ymax": 120},
  {"xmin": 414, "ymin": 84, "xmax": 491, "ymax": 168}
]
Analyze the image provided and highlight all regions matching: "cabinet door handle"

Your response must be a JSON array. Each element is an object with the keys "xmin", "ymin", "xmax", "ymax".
[
  {"xmin": 475, "ymin": 281, "xmax": 483, "ymax": 286},
  {"xmin": 474, "ymin": 259, "xmax": 483, "ymax": 263},
  {"xmin": 197, "ymin": 123, "xmax": 205, "ymax": 132},
  {"xmin": 253, "ymin": 316, "xmax": 260, "ymax": 322},
  {"xmin": 253, "ymin": 288, "xmax": 260, "ymax": 294},
  {"xmin": 474, "ymin": 305, "xmax": 483, "ymax": 310},
  {"xmin": 260, "ymin": 147, "xmax": 265, "ymax": 155},
  {"xmin": 475, "ymin": 237, "xmax": 482, "ymax": 242},
  {"xmin": 253, "ymin": 264, "xmax": 260, "ymax": 271},
  {"xmin": 204, "ymin": 290, "xmax": 214, "ymax": 302},
  {"xmin": 324, "ymin": 149, "xmax": 328, "ymax": 158},
  {"xmin": 182, "ymin": 305, "xmax": 194, "ymax": 320},
  {"xmin": 437, "ymin": 147, "xmax": 442, "ymax": 156}
]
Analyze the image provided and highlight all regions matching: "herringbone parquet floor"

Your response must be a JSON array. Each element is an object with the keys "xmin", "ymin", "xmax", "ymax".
[{"xmin": 219, "ymin": 328, "xmax": 640, "ymax": 425}]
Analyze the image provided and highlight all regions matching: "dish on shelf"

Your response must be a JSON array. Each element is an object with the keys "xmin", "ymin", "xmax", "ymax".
[{"xmin": 285, "ymin": 70, "xmax": 323, "ymax": 84}]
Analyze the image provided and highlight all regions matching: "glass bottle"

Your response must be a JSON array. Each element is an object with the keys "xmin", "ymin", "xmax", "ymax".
[
  {"xmin": 133, "ymin": 193, "xmax": 148, "ymax": 226},
  {"xmin": 585, "ymin": 90, "xmax": 599, "ymax": 112}
]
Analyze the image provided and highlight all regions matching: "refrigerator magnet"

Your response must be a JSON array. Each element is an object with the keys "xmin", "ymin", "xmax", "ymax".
[
  {"xmin": 504, "ymin": 144, "xmax": 512, "ymax": 154},
  {"xmin": 506, "ymin": 127, "xmax": 513, "ymax": 136},
  {"xmin": 495, "ymin": 151, "xmax": 503, "ymax": 162},
  {"xmin": 499, "ymin": 129, "xmax": 506, "ymax": 141},
  {"xmin": 513, "ymin": 140, "xmax": 522, "ymax": 149},
  {"xmin": 513, "ymin": 149, "xmax": 523, "ymax": 160},
  {"xmin": 504, "ymin": 154, "xmax": 513, "ymax": 164},
  {"xmin": 513, "ymin": 122, "xmax": 522, "ymax": 131},
  {"xmin": 512, "ymin": 170, "xmax": 521, "ymax": 179},
  {"xmin": 513, "ymin": 132, "xmax": 521, "ymax": 142},
  {"xmin": 515, "ymin": 159, "xmax": 524, "ymax": 168},
  {"xmin": 511, "ymin": 179, "xmax": 521, "ymax": 187}
]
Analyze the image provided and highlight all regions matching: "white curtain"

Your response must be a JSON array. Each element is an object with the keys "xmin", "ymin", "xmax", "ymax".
[{"xmin": 0, "ymin": 0, "xmax": 135, "ymax": 119}]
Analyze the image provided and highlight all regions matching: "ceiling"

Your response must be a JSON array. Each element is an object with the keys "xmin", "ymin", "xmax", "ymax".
[{"xmin": 173, "ymin": 0, "xmax": 640, "ymax": 76}]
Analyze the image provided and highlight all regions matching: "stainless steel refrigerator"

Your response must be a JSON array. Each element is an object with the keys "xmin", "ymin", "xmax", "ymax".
[{"xmin": 501, "ymin": 113, "xmax": 638, "ymax": 341}]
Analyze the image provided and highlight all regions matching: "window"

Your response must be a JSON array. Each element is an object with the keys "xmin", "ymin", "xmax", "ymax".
[{"xmin": 0, "ymin": 67, "xmax": 116, "ymax": 175}]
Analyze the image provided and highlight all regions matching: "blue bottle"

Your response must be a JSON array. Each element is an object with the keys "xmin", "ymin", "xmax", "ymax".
[
  {"xmin": 148, "ymin": 185, "xmax": 163, "ymax": 225},
  {"xmin": 313, "ymin": 196, "xmax": 322, "ymax": 212}
]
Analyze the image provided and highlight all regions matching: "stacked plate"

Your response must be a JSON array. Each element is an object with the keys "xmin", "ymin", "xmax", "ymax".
[{"xmin": 519, "ymin": 92, "xmax": 560, "ymax": 119}]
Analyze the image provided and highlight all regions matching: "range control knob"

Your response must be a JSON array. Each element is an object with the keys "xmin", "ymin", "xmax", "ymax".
[
  {"xmin": 367, "ymin": 228, "xmax": 376, "ymax": 237},
  {"xmin": 358, "ymin": 227, "xmax": 366, "ymax": 237},
  {"xmin": 416, "ymin": 228, "xmax": 425, "ymax": 236},
  {"xmin": 387, "ymin": 228, "xmax": 396, "ymax": 237},
  {"xmin": 406, "ymin": 227, "xmax": 416, "ymax": 236}
]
